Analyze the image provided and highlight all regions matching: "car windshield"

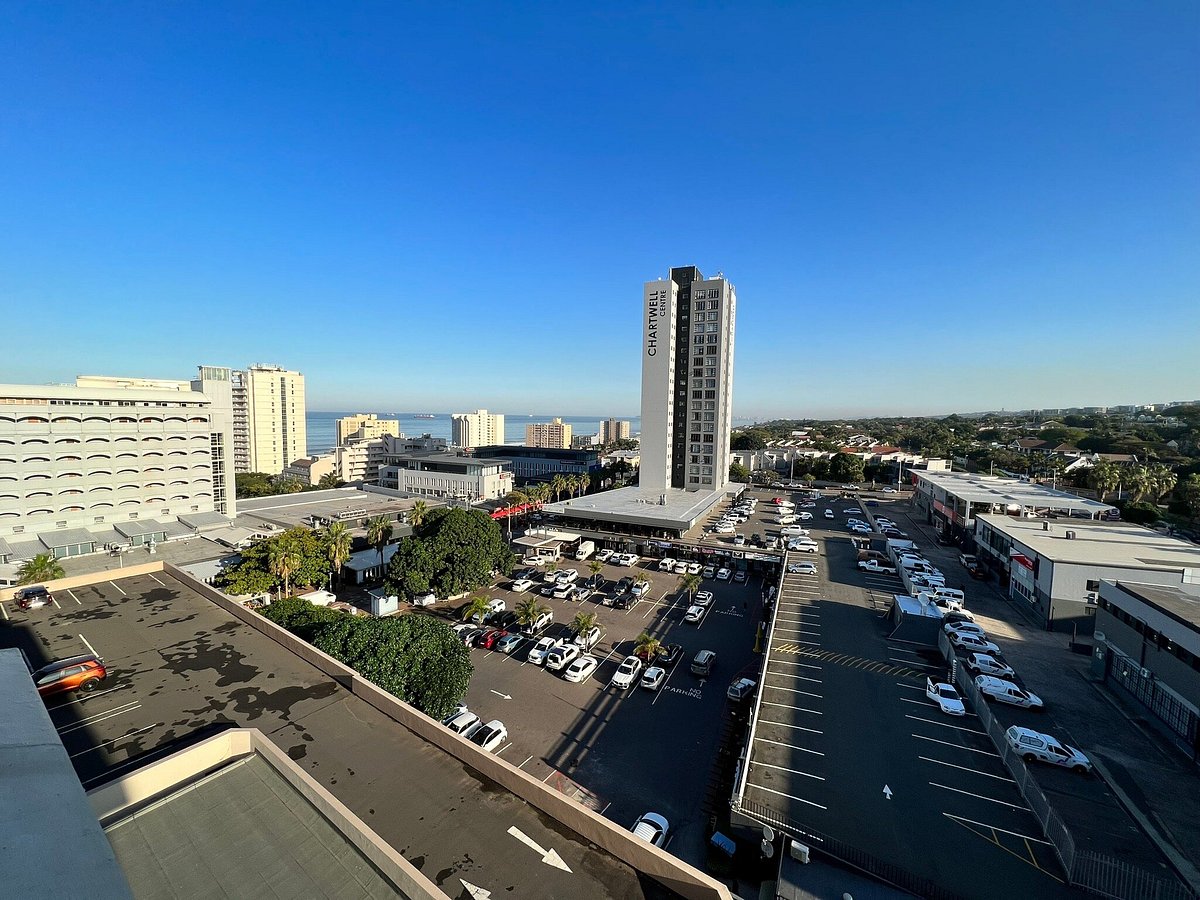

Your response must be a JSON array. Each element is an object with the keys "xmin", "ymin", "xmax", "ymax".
[{"xmin": 938, "ymin": 687, "xmax": 957, "ymax": 699}]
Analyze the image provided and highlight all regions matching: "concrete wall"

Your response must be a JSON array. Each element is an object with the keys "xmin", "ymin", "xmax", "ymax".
[
  {"xmin": 0, "ymin": 560, "xmax": 165, "ymax": 603},
  {"xmin": 1096, "ymin": 606, "xmax": 1200, "ymax": 710},
  {"xmin": 161, "ymin": 563, "xmax": 733, "ymax": 900}
]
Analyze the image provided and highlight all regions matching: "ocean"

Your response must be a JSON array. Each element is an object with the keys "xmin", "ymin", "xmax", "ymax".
[{"xmin": 306, "ymin": 412, "xmax": 641, "ymax": 455}]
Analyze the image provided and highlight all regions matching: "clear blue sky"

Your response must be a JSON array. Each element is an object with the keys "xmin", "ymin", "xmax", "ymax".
[{"xmin": 2, "ymin": 2, "xmax": 1197, "ymax": 419}]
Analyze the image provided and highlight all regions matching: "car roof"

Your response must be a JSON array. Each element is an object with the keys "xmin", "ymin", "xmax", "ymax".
[{"xmin": 32, "ymin": 653, "xmax": 102, "ymax": 676}]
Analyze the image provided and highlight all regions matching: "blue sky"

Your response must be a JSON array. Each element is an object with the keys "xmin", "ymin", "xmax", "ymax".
[{"xmin": 2, "ymin": 2, "xmax": 1197, "ymax": 419}]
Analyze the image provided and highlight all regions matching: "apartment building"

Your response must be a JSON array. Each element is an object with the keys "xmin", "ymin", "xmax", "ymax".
[
  {"xmin": 525, "ymin": 417, "xmax": 572, "ymax": 449},
  {"xmin": 377, "ymin": 451, "xmax": 512, "ymax": 501},
  {"xmin": 451, "ymin": 409, "xmax": 504, "ymax": 448},
  {"xmin": 600, "ymin": 418, "xmax": 632, "ymax": 444},
  {"xmin": 336, "ymin": 413, "xmax": 399, "ymax": 446}
]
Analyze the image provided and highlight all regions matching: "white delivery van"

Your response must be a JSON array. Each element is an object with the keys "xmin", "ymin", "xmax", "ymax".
[{"xmin": 574, "ymin": 540, "xmax": 596, "ymax": 561}]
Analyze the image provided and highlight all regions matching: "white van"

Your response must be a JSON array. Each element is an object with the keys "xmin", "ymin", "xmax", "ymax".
[{"xmin": 932, "ymin": 587, "xmax": 966, "ymax": 606}]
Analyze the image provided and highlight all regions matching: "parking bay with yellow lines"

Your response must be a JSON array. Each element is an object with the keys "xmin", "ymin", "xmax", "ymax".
[{"xmin": 743, "ymin": 530, "xmax": 1071, "ymax": 899}]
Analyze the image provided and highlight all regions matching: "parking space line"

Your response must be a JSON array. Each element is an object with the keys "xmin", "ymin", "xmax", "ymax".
[
  {"xmin": 518, "ymin": 754, "xmax": 534, "ymax": 769},
  {"xmin": 762, "ymin": 700, "xmax": 823, "ymax": 715},
  {"xmin": 69, "ymin": 722, "xmax": 160, "ymax": 759},
  {"xmin": 746, "ymin": 782, "xmax": 828, "ymax": 811},
  {"xmin": 896, "ymin": 682, "xmax": 925, "ymax": 691},
  {"xmin": 929, "ymin": 781, "xmax": 1026, "ymax": 810},
  {"xmin": 766, "ymin": 657, "xmax": 821, "ymax": 671},
  {"xmin": 899, "ymin": 697, "xmax": 945, "ymax": 710},
  {"xmin": 906, "ymin": 714, "xmax": 987, "ymax": 735},
  {"xmin": 51, "ymin": 595, "xmax": 62, "ymax": 608},
  {"xmin": 108, "ymin": 581, "xmax": 127, "ymax": 596},
  {"xmin": 919, "ymin": 755, "xmax": 1014, "ymax": 782},
  {"xmin": 57, "ymin": 702, "xmax": 143, "ymax": 735},
  {"xmin": 0, "ymin": 602, "xmax": 7, "ymax": 621},
  {"xmin": 66, "ymin": 589, "xmax": 82, "ymax": 605},
  {"xmin": 49, "ymin": 685, "xmax": 129, "ymax": 708},
  {"xmin": 891, "ymin": 657, "xmax": 940, "ymax": 670},
  {"xmin": 750, "ymin": 760, "xmax": 825, "ymax": 781},
  {"xmin": 79, "ymin": 633, "xmax": 99, "ymax": 658},
  {"xmin": 755, "ymin": 736, "xmax": 824, "ymax": 757},
  {"xmin": 496, "ymin": 743, "xmax": 513, "ymax": 756},
  {"xmin": 759, "ymin": 719, "xmax": 823, "ymax": 736},
  {"xmin": 149, "ymin": 574, "xmax": 165, "ymax": 586},
  {"xmin": 765, "ymin": 668, "xmax": 822, "ymax": 684}
]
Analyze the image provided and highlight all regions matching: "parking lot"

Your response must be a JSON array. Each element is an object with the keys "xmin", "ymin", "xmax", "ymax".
[
  {"xmin": 446, "ymin": 544, "xmax": 769, "ymax": 870},
  {"xmin": 0, "ymin": 573, "xmax": 673, "ymax": 899},
  {"xmin": 731, "ymin": 490, "xmax": 1074, "ymax": 899}
]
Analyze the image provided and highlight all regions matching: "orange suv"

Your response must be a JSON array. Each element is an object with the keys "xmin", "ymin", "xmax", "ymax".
[{"xmin": 31, "ymin": 654, "xmax": 108, "ymax": 698}]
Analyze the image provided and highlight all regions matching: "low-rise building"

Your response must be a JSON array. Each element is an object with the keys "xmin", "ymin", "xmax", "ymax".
[
  {"xmin": 377, "ymin": 451, "xmax": 512, "ymax": 501},
  {"xmin": 282, "ymin": 454, "xmax": 336, "ymax": 486},
  {"xmin": 974, "ymin": 514, "xmax": 1200, "ymax": 633},
  {"xmin": 335, "ymin": 413, "xmax": 399, "ymax": 446},
  {"xmin": 469, "ymin": 445, "xmax": 602, "ymax": 485},
  {"xmin": 1093, "ymin": 580, "xmax": 1200, "ymax": 758}
]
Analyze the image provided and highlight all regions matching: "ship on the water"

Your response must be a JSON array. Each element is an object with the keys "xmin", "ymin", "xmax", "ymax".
[{"xmin": 413, "ymin": 413, "xmax": 436, "ymax": 419}]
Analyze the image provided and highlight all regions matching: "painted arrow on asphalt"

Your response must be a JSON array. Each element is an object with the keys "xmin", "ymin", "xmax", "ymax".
[
  {"xmin": 489, "ymin": 690, "xmax": 512, "ymax": 700},
  {"xmin": 460, "ymin": 879, "xmax": 492, "ymax": 899},
  {"xmin": 883, "ymin": 784, "xmax": 893, "ymax": 800},
  {"xmin": 507, "ymin": 825, "xmax": 573, "ymax": 872}
]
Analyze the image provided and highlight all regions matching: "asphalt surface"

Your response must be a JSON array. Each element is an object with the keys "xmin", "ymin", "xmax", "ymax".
[
  {"xmin": 452, "ymin": 553, "xmax": 765, "ymax": 873},
  {"xmin": 0, "ymin": 573, "xmax": 679, "ymax": 900},
  {"xmin": 736, "ymin": 491, "xmax": 1075, "ymax": 900}
]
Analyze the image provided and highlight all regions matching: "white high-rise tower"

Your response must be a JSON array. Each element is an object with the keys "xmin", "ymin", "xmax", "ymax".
[{"xmin": 640, "ymin": 266, "xmax": 736, "ymax": 493}]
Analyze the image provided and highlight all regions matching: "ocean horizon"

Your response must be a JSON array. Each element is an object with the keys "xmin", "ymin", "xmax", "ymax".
[{"xmin": 306, "ymin": 412, "xmax": 641, "ymax": 456}]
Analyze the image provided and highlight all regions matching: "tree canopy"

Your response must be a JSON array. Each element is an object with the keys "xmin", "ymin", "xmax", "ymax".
[
  {"xmin": 383, "ymin": 507, "xmax": 514, "ymax": 600},
  {"xmin": 218, "ymin": 527, "xmax": 334, "ymax": 597}
]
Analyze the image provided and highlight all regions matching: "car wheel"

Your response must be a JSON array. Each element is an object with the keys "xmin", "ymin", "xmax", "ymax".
[
  {"xmin": 1072, "ymin": 765, "xmax": 1089, "ymax": 775},
  {"xmin": 1022, "ymin": 753, "xmax": 1035, "ymax": 764},
  {"xmin": 79, "ymin": 678, "xmax": 101, "ymax": 692}
]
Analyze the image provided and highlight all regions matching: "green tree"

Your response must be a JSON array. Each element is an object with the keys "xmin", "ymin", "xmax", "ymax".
[
  {"xmin": 1088, "ymin": 460, "xmax": 1120, "ymax": 502},
  {"xmin": 633, "ymin": 632, "xmax": 662, "ymax": 662},
  {"xmin": 460, "ymin": 594, "xmax": 492, "ymax": 622},
  {"xmin": 261, "ymin": 596, "xmax": 348, "ymax": 640},
  {"xmin": 1182, "ymin": 474, "xmax": 1200, "ymax": 526},
  {"xmin": 311, "ymin": 616, "xmax": 472, "ymax": 720},
  {"xmin": 577, "ymin": 473, "xmax": 591, "ymax": 496},
  {"xmin": 409, "ymin": 500, "xmax": 429, "ymax": 528},
  {"xmin": 829, "ymin": 452, "xmax": 866, "ymax": 485},
  {"xmin": 383, "ymin": 538, "xmax": 437, "ymax": 599},
  {"xmin": 587, "ymin": 559, "xmax": 603, "ymax": 586},
  {"xmin": 550, "ymin": 474, "xmax": 568, "ymax": 502},
  {"xmin": 16, "ymin": 553, "xmax": 65, "ymax": 585},
  {"xmin": 676, "ymin": 571, "xmax": 701, "ymax": 600},
  {"xmin": 366, "ymin": 515, "xmax": 394, "ymax": 572},
  {"xmin": 217, "ymin": 528, "xmax": 331, "ymax": 597},
  {"xmin": 325, "ymin": 521, "xmax": 352, "ymax": 588},
  {"xmin": 570, "ymin": 610, "xmax": 599, "ymax": 636},
  {"xmin": 268, "ymin": 536, "xmax": 303, "ymax": 598},
  {"xmin": 1125, "ymin": 464, "xmax": 1152, "ymax": 503},
  {"xmin": 515, "ymin": 596, "xmax": 549, "ymax": 630},
  {"xmin": 730, "ymin": 429, "xmax": 769, "ymax": 451},
  {"xmin": 729, "ymin": 461, "xmax": 751, "ymax": 482},
  {"xmin": 1150, "ymin": 464, "xmax": 1178, "ymax": 501},
  {"xmin": 317, "ymin": 472, "xmax": 345, "ymax": 490}
]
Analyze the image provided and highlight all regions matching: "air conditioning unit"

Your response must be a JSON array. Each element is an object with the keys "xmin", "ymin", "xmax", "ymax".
[
  {"xmin": 1085, "ymin": 592, "xmax": 1098, "ymax": 605},
  {"xmin": 789, "ymin": 840, "xmax": 810, "ymax": 864},
  {"xmin": 1140, "ymin": 668, "xmax": 1151, "ymax": 679},
  {"xmin": 1065, "ymin": 531, "xmax": 1077, "ymax": 540}
]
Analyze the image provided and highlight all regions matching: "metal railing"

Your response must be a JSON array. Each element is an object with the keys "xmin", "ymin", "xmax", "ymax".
[{"xmin": 951, "ymin": 648, "xmax": 1194, "ymax": 900}]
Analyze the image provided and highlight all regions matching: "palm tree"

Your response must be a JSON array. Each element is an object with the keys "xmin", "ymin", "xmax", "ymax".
[
  {"xmin": 268, "ymin": 537, "xmax": 303, "ymax": 599},
  {"xmin": 325, "ymin": 522, "xmax": 352, "ymax": 589},
  {"xmin": 676, "ymin": 571, "xmax": 701, "ymax": 600},
  {"xmin": 365, "ymin": 515, "xmax": 394, "ymax": 573},
  {"xmin": 571, "ymin": 610, "xmax": 599, "ymax": 636},
  {"xmin": 409, "ymin": 500, "xmax": 429, "ymax": 529},
  {"xmin": 461, "ymin": 594, "xmax": 492, "ymax": 623},
  {"xmin": 577, "ymin": 474, "xmax": 591, "ymax": 497},
  {"xmin": 17, "ymin": 553, "xmax": 65, "ymax": 585},
  {"xmin": 516, "ymin": 596, "xmax": 550, "ymax": 630},
  {"xmin": 1150, "ymin": 464, "xmax": 1178, "ymax": 502},
  {"xmin": 634, "ymin": 631, "xmax": 662, "ymax": 662},
  {"xmin": 1126, "ymin": 464, "xmax": 1152, "ymax": 503},
  {"xmin": 317, "ymin": 471, "xmax": 343, "ymax": 489},
  {"xmin": 1089, "ymin": 460, "xmax": 1120, "ymax": 502},
  {"xmin": 587, "ymin": 559, "xmax": 603, "ymax": 587},
  {"xmin": 550, "ymin": 474, "xmax": 568, "ymax": 502}
]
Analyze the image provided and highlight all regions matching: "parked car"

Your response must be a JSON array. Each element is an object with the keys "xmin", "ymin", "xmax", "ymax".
[
  {"xmin": 944, "ymin": 621, "xmax": 987, "ymax": 639},
  {"xmin": 788, "ymin": 541, "xmax": 819, "ymax": 553},
  {"xmin": 947, "ymin": 632, "xmax": 1001, "ymax": 655},
  {"xmin": 444, "ymin": 710, "xmax": 482, "ymax": 737},
  {"xmin": 479, "ymin": 629, "xmax": 509, "ymax": 650},
  {"xmin": 715, "ymin": 524, "xmax": 735, "ymax": 535},
  {"xmin": 788, "ymin": 562, "xmax": 817, "ymax": 575},
  {"xmin": 596, "ymin": 549, "xmax": 614, "ymax": 562},
  {"xmin": 631, "ymin": 812, "xmax": 670, "ymax": 848},
  {"xmin": 640, "ymin": 666, "xmax": 666, "ymax": 690},
  {"xmin": 717, "ymin": 567, "xmax": 731, "ymax": 581},
  {"xmin": 545, "ymin": 644, "xmax": 581, "ymax": 672},
  {"xmin": 858, "ymin": 560, "xmax": 897, "ymax": 575},
  {"xmin": 15, "ymin": 585, "xmax": 53, "ymax": 610},
  {"xmin": 780, "ymin": 525, "xmax": 809, "ymax": 536},
  {"xmin": 702, "ymin": 566, "xmax": 716, "ymax": 579},
  {"xmin": 527, "ymin": 636, "xmax": 561, "ymax": 664},
  {"xmin": 496, "ymin": 633, "xmax": 523, "ymax": 654},
  {"xmin": 965, "ymin": 653, "xmax": 1015, "ymax": 678},
  {"xmin": 727, "ymin": 677, "xmax": 757, "ymax": 701},
  {"xmin": 684, "ymin": 605, "xmax": 706, "ymax": 623},
  {"xmin": 572, "ymin": 625, "xmax": 603, "ymax": 650},
  {"xmin": 612, "ymin": 655, "xmax": 643, "ymax": 689},
  {"xmin": 733, "ymin": 570, "xmax": 747, "ymax": 583},
  {"xmin": 657, "ymin": 643, "xmax": 683, "ymax": 666},
  {"xmin": 658, "ymin": 557, "xmax": 676, "ymax": 571},
  {"xmin": 556, "ymin": 568, "xmax": 580, "ymax": 584},
  {"xmin": 470, "ymin": 720, "xmax": 508, "ymax": 752},
  {"xmin": 687, "ymin": 562, "xmax": 702, "ymax": 575},
  {"xmin": 733, "ymin": 534, "xmax": 746, "ymax": 546},
  {"xmin": 824, "ymin": 510, "xmax": 835, "ymax": 519},
  {"xmin": 31, "ymin": 654, "xmax": 107, "ymax": 698},
  {"xmin": 925, "ymin": 677, "xmax": 966, "ymax": 716},
  {"xmin": 563, "ymin": 655, "xmax": 599, "ymax": 683},
  {"xmin": 511, "ymin": 579, "xmax": 534, "ymax": 594},
  {"xmin": 460, "ymin": 627, "xmax": 486, "ymax": 646},
  {"xmin": 631, "ymin": 580, "xmax": 650, "ymax": 598},
  {"xmin": 1005, "ymin": 726, "xmax": 1091, "ymax": 774},
  {"xmin": 976, "ymin": 676, "xmax": 1044, "ymax": 709}
]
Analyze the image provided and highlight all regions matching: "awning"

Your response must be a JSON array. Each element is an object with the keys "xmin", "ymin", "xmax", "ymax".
[
  {"xmin": 176, "ymin": 511, "xmax": 232, "ymax": 532},
  {"xmin": 39, "ymin": 528, "xmax": 97, "ymax": 550},
  {"xmin": 207, "ymin": 526, "xmax": 258, "ymax": 549},
  {"xmin": 115, "ymin": 519, "xmax": 166, "ymax": 538}
]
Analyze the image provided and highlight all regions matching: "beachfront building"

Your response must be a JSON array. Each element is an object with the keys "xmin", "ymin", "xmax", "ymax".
[
  {"xmin": 525, "ymin": 418, "xmax": 572, "ymax": 449},
  {"xmin": 451, "ymin": 409, "xmax": 504, "ymax": 449},
  {"xmin": 336, "ymin": 413, "xmax": 400, "ymax": 446},
  {"xmin": 600, "ymin": 418, "xmax": 632, "ymax": 445}
]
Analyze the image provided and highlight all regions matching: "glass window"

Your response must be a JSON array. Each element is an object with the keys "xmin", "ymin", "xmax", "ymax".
[{"xmin": 707, "ymin": 334, "xmax": 718, "ymax": 344}]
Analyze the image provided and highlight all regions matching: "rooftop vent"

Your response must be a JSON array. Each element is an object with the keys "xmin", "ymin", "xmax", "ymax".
[
  {"xmin": 1042, "ymin": 521, "xmax": 1051, "ymax": 531},
  {"xmin": 1066, "ymin": 531, "xmax": 1077, "ymax": 540}
]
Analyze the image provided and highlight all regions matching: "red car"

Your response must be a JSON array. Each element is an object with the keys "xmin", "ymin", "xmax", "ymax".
[
  {"xmin": 32, "ymin": 654, "xmax": 108, "ymax": 698},
  {"xmin": 479, "ymin": 629, "xmax": 508, "ymax": 650}
]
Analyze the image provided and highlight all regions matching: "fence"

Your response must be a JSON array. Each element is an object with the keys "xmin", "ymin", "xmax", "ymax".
[{"xmin": 949, "ymin": 642, "xmax": 1195, "ymax": 900}]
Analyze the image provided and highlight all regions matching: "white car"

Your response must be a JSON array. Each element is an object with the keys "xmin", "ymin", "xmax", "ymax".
[
  {"xmin": 799, "ymin": 501, "xmax": 816, "ymax": 509},
  {"xmin": 556, "ymin": 569, "xmax": 579, "ymax": 584},
  {"xmin": 858, "ymin": 560, "xmax": 897, "ymax": 575},
  {"xmin": 511, "ymin": 578, "xmax": 533, "ymax": 593},
  {"xmin": 444, "ymin": 711, "xmax": 482, "ymax": 737},
  {"xmin": 966, "ymin": 653, "xmax": 1015, "ymax": 678},
  {"xmin": 976, "ymin": 675, "xmax": 1044, "ymax": 709},
  {"xmin": 596, "ymin": 549, "xmax": 614, "ymax": 562},
  {"xmin": 640, "ymin": 666, "xmax": 666, "ymax": 690},
  {"xmin": 796, "ymin": 512, "xmax": 813, "ymax": 521},
  {"xmin": 687, "ymin": 562, "xmax": 702, "ymax": 575},
  {"xmin": 658, "ymin": 558, "xmax": 676, "ymax": 572},
  {"xmin": 715, "ymin": 524, "xmax": 735, "ymax": 535},
  {"xmin": 631, "ymin": 812, "xmax": 669, "ymax": 847},
  {"xmin": 788, "ymin": 541, "xmax": 819, "ymax": 553},
  {"xmin": 1005, "ymin": 726, "xmax": 1092, "ymax": 774},
  {"xmin": 944, "ymin": 621, "xmax": 987, "ymax": 639},
  {"xmin": 883, "ymin": 487, "xmax": 897, "ymax": 493},
  {"xmin": 562, "ymin": 655, "xmax": 599, "ymax": 683},
  {"xmin": 788, "ymin": 562, "xmax": 817, "ymax": 575},
  {"xmin": 545, "ymin": 643, "xmax": 581, "ymax": 672},
  {"xmin": 612, "ymin": 655, "xmax": 643, "ymax": 689},
  {"xmin": 620, "ymin": 554, "xmax": 641, "ymax": 567},
  {"xmin": 572, "ymin": 626, "xmax": 603, "ymax": 650},
  {"xmin": 552, "ymin": 583, "xmax": 575, "ymax": 600},
  {"xmin": 694, "ymin": 590, "xmax": 714, "ymax": 607},
  {"xmin": 527, "ymin": 637, "xmax": 563, "ymax": 665},
  {"xmin": 823, "ymin": 510, "xmax": 834, "ymax": 519},
  {"xmin": 702, "ymin": 566, "xmax": 716, "ymax": 578},
  {"xmin": 717, "ymin": 567, "xmax": 731, "ymax": 581},
  {"xmin": 631, "ymin": 581, "xmax": 650, "ymax": 598},
  {"xmin": 470, "ymin": 720, "xmax": 508, "ymax": 752},
  {"xmin": 684, "ymin": 604, "xmax": 706, "ymax": 623},
  {"xmin": 947, "ymin": 632, "xmax": 1001, "ymax": 655},
  {"xmin": 842, "ymin": 508, "xmax": 859, "ymax": 514},
  {"xmin": 780, "ymin": 525, "xmax": 808, "ymax": 536},
  {"xmin": 925, "ymin": 678, "xmax": 967, "ymax": 716}
]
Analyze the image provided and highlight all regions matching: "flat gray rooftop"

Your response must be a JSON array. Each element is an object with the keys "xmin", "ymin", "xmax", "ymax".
[
  {"xmin": 546, "ymin": 486, "xmax": 729, "ymax": 531},
  {"xmin": 1107, "ymin": 580, "xmax": 1200, "ymax": 630},
  {"xmin": 977, "ymin": 514, "xmax": 1200, "ymax": 570},
  {"xmin": 915, "ymin": 470, "xmax": 1116, "ymax": 513},
  {"xmin": 234, "ymin": 487, "xmax": 428, "ymax": 530},
  {"xmin": 105, "ymin": 755, "xmax": 402, "ymax": 899}
]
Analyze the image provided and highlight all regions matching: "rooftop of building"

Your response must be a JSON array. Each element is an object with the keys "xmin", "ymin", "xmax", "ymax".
[
  {"xmin": 234, "ymin": 487, "xmax": 424, "ymax": 531},
  {"xmin": 1102, "ymin": 580, "xmax": 1200, "ymax": 631},
  {"xmin": 472, "ymin": 444, "xmax": 601, "ymax": 459},
  {"xmin": 545, "ymin": 485, "xmax": 730, "ymax": 531},
  {"xmin": 0, "ymin": 381, "xmax": 210, "ymax": 402},
  {"xmin": 977, "ymin": 514, "xmax": 1200, "ymax": 570},
  {"xmin": 914, "ymin": 469, "xmax": 1116, "ymax": 513}
]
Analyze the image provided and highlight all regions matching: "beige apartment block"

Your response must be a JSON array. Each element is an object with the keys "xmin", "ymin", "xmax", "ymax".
[
  {"xmin": 245, "ymin": 365, "xmax": 306, "ymax": 475},
  {"xmin": 451, "ymin": 409, "xmax": 504, "ymax": 448},
  {"xmin": 336, "ymin": 413, "xmax": 399, "ymax": 446},
  {"xmin": 525, "ymin": 417, "xmax": 572, "ymax": 449}
]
